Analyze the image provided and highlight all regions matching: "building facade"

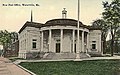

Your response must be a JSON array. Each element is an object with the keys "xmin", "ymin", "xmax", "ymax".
[{"xmin": 18, "ymin": 9, "xmax": 102, "ymax": 59}]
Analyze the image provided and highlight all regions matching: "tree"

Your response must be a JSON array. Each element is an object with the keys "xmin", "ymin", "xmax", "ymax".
[
  {"xmin": 10, "ymin": 32, "xmax": 18, "ymax": 51},
  {"xmin": 92, "ymin": 19, "xmax": 108, "ymax": 54},
  {"xmin": 0, "ymin": 30, "xmax": 18, "ymax": 57},
  {"xmin": 10, "ymin": 32, "xmax": 18, "ymax": 44},
  {"xmin": 115, "ymin": 28, "xmax": 120, "ymax": 53},
  {"xmin": 102, "ymin": 0, "xmax": 120, "ymax": 56},
  {"xmin": 0, "ymin": 30, "xmax": 11, "ymax": 56}
]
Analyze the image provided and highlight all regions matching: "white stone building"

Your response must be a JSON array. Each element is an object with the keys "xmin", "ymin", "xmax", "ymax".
[{"xmin": 18, "ymin": 9, "xmax": 102, "ymax": 59}]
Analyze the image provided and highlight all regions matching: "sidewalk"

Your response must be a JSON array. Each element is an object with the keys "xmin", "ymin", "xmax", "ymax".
[
  {"xmin": 13, "ymin": 55, "xmax": 120, "ymax": 64},
  {"xmin": 74, "ymin": 55, "xmax": 120, "ymax": 61},
  {"xmin": 0, "ymin": 57, "xmax": 31, "ymax": 75}
]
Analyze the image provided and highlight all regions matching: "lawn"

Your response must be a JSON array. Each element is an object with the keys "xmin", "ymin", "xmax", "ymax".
[
  {"xmin": 9, "ymin": 58, "xmax": 25, "ymax": 62},
  {"xmin": 20, "ymin": 60, "xmax": 120, "ymax": 75}
]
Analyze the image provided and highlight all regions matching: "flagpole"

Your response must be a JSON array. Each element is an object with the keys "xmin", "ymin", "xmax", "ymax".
[
  {"xmin": 31, "ymin": 10, "xmax": 33, "ymax": 22},
  {"xmin": 76, "ymin": 0, "xmax": 80, "ymax": 59},
  {"xmin": 77, "ymin": 0, "xmax": 80, "ymax": 53}
]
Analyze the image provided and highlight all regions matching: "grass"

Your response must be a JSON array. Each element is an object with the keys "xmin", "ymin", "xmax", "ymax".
[
  {"xmin": 9, "ymin": 58, "xmax": 25, "ymax": 62},
  {"xmin": 20, "ymin": 60, "xmax": 120, "ymax": 75}
]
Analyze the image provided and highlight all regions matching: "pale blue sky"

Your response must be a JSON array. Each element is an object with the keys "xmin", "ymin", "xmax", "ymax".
[{"xmin": 0, "ymin": 0, "xmax": 111, "ymax": 32}]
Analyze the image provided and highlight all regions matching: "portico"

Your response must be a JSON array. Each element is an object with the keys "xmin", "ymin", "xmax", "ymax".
[{"xmin": 40, "ymin": 27, "xmax": 89, "ymax": 53}]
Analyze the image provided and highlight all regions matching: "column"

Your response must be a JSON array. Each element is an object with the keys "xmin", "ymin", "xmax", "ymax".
[
  {"xmin": 82, "ymin": 31, "xmax": 84, "ymax": 52},
  {"xmin": 72, "ymin": 30, "xmax": 75, "ymax": 53},
  {"xmin": 77, "ymin": 30, "xmax": 80, "ymax": 53},
  {"xmin": 41, "ymin": 31, "xmax": 43, "ymax": 52},
  {"xmin": 60, "ymin": 29, "xmax": 63, "ymax": 53},
  {"xmin": 87, "ymin": 32, "xmax": 89, "ymax": 53},
  {"xmin": 49, "ymin": 29, "xmax": 52, "ymax": 52}
]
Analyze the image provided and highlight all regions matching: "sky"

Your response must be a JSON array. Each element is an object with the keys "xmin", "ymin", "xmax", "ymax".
[{"xmin": 0, "ymin": 0, "xmax": 111, "ymax": 32}]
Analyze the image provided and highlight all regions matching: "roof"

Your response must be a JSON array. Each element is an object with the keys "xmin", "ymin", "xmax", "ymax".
[
  {"xmin": 18, "ymin": 19, "xmax": 101, "ymax": 33},
  {"xmin": 18, "ymin": 21, "xmax": 43, "ymax": 33},
  {"xmin": 45, "ymin": 18, "xmax": 83, "ymax": 27},
  {"xmin": 87, "ymin": 26, "xmax": 102, "ymax": 30}
]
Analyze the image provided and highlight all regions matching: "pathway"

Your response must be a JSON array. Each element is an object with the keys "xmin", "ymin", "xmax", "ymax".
[
  {"xmin": 0, "ymin": 57, "xmax": 31, "ymax": 75},
  {"xmin": 13, "ymin": 55, "xmax": 120, "ymax": 64}
]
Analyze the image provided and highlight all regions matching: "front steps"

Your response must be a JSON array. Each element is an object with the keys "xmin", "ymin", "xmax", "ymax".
[
  {"xmin": 25, "ymin": 52, "xmax": 91, "ymax": 60},
  {"xmin": 43, "ymin": 52, "xmax": 90, "ymax": 60}
]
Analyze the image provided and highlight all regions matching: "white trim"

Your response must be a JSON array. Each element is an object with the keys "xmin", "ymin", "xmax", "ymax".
[{"xmin": 40, "ymin": 26, "xmax": 89, "ymax": 32}]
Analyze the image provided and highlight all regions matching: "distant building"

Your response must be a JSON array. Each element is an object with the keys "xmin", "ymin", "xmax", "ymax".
[{"xmin": 18, "ymin": 9, "xmax": 102, "ymax": 59}]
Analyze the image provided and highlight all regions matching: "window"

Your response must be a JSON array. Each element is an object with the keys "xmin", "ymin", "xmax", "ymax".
[
  {"xmin": 92, "ymin": 44, "xmax": 96, "ymax": 49},
  {"xmin": 32, "ymin": 39, "xmax": 37, "ymax": 49},
  {"xmin": 32, "ymin": 42, "xmax": 36, "ymax": 48}
]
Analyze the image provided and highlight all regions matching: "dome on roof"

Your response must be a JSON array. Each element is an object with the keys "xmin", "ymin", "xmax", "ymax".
[{"xmin": 45, "ymin": 18, "xmax": 83, "ymax": 27}]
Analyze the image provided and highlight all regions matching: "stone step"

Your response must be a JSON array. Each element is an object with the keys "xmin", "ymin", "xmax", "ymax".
[
  {"xmin": 44, "ymin": 53, "xmax": 76, "ymax": 60},
  {"xmin": 43, "ymin": 53, "xmax": 90, "ymax": 59}
]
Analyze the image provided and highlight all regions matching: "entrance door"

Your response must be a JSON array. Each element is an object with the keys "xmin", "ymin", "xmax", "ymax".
[
  {"xmin": 74, "ymin": 44, "xmax": 76, "ymax": 53},
  {"xmin": 56, "ymin": 43, "xmax": 60, "ymax": 53}
]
